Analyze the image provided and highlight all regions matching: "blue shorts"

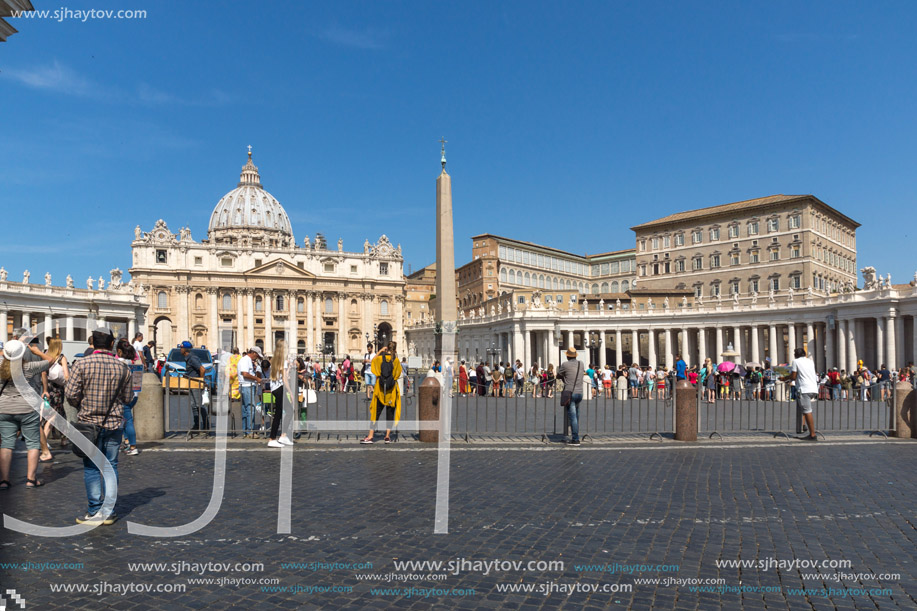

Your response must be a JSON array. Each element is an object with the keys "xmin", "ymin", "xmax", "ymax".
[
  {"xmin": 364, "ymin": 372, "xmax": 376, "ymax": 387},
  {"xmin": 629, "ymin": 379, "xmax": 638, "ymax": 388}
]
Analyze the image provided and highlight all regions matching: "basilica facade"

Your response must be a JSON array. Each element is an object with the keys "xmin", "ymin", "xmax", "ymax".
[{"xmin": 129, "ymin": 150, "xmax": 405, "ymax": 357}]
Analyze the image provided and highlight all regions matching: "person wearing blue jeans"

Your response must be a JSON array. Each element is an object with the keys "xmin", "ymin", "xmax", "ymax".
[
  {"xmin": 556, "ymin": 347, "xmax": 585, "ymax": 446},
  {"xmin": 122, "ymin": 397, "xmax": 138, "ymax": 455},
  {"xmin": 83, "ymin": 428, "xmax": 123, "ymax": 517},
  {"xmin": 240, "ymin": 385, "xmax": 256, "ymax": 437},
  {"xmin": 236, "ymin": 347, "xmax": 264, "ymax": 438}
]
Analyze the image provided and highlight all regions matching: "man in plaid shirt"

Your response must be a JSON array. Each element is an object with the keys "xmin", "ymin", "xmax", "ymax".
[{"xmin": 65, "ymin": 326, "xmax": 133, "ymax": 525}]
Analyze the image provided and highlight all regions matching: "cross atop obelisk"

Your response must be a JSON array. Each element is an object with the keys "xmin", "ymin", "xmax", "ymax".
[{"xmin": 439, "ymin": 137, "xmax": 447, "ymax": 169}]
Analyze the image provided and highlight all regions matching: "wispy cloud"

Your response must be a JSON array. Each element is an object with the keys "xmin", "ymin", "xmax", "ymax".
[
  {"xmin": 3, "ymin": 60, "xmax": 233, "ymax": 106},
  {"xmin": 3, "ymin": 60, "xmax": 98, "ymax": 97},
  {"xmin": 319, "ymin": 25, "xmax": 388, "ymax": 50}
]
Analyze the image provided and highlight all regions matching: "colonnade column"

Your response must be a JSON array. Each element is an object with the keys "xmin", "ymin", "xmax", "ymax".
[
  {"xmin": 698, "ymin": 328, "xmax": 707, "ymax": 364},
  {"xmin": 208, "ymin": 288, "xmax": 219, "ymax": 348},
  {"xmin": 837, "ymin": 319, "xmax": 846, "ymax": 372},
  {"xmin": 236, "ymin": 291, "xmax": 244, "ymax": 351},
  {"xmin": 814, "ymin": 323, "xmax": 825, "ymax": 371},
  {"xmin": 894, "ymin": 314, "xmax": 905, "ymax": 368},
  {"xmin": 788, "ymin": 324, "xmax": 797, "ymax": 363},
  {"xmin": 768, "ymin": 324, "xmax": 777, "ymax": 365},
  {"xmin": 264, "ymin": 290, "xmax": 273, "ymax": 349},
  {"xmin": 21, "ymin": 312, "xmax": 31, "ymax": 331},
  {"xmin": 615, "ymin": 329, "xmax": 622, "ymax": 366},
  {"xmin": 128, "ymin": 318, "xmax": 137, "ymax": 342},
  {"xmin": 825, "ymin": 321, "xmax": 835, "ymax": 370},
  {"xmin": 679, "ymin": 328, "xmax": 688, "ymax": 366},
  {"xmin": 338, "ymin": 293, "xmax": 346, "ymax": 355},
  {"xmin": 0, "ymin": 310, "xmax": 6, "ymax": 342},
  {"xmin": 246, "ymin": 289, "xmax": 255, "ymax": 350},
  {"xmin": 663, "ymin": 329, "xmax": 672, "ymax": 368},
  {"xmin": 514, "ymin": 326, "xmax": 524, "ymax": 362},
  {"xmin": 43, "ymin": 313, "xmax": 52, "ymax": 340},
  {"xmin": 886, "ymin": 313, "xmax": 896, "ymax": 368},
  {"xmin": 732, "ymin": 326, "xmax": 742, "ymax": 362},
  {"xmin": 65, "ymin": 316, "xmax": 74, "ymax": 342},
  {"xmin": 631, "ymin": 329, "xmax": 640, "ymax": 366},
  {"xmin": 806, "ymin": 322, "xmax": 815, "ymax": 360},
  {"xmin": 876, "ymin": 317, "xmax": 885, "ymax": 368},
  {"xmin": 597, "ymin": 332, "xmax": 606, "ymax": 369},
  {"xmin": 647, "ymin": 329, "xmax": 657, "ymax": 368},
  {"xmin": 715, "ymin": 327, "xmax": 724, "ymax": 363},
  {"xmin": 848, "ymin": 318, "xmax": 858, "ymax": 371},
  {"xmin": 288, "ymin": 290, "xmax": 298, "ymax": 351},
  {"xmin": 750, "ymin": 325, "xmax": 759, "ymax": 364},
  {"xmin": 523, "ymin": 329, "xmax": 531, "ymax": 366},
  {"xmin": 306, "ymin": 292, "xmax": 315, "ymax": 351}
]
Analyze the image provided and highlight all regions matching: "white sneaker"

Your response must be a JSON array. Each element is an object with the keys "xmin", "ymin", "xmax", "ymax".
[
  {"xmin": 267, "ymin": 439, "xmax": 284, "ymax": 448},
  {"xmin": 278, "ymin": 436, "xmax": 294, "ymax": 446}
]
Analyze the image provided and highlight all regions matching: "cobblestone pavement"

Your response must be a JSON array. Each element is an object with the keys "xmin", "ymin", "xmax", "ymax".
[{"xmin": 1, "ymin": 437, "xmax": 915, "ymax": 610}]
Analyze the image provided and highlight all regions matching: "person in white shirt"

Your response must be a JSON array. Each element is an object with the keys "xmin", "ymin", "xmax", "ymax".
[
  {"xmin": 266, "ymin": 341, "xmax": 293, "ymax": 448},
  {"xmin": 362, "ymin": 343, "xmax": 376, "ymax": 399},
  {"xmin": 132, "ymin": 333, "xmax": 146, "ymax": 370},
  {"xmin": 237, "ymin": 347, "xmax": 263, "ymax": 438},
  {"xmin": 783, "ymin": 348, "xmax": 818, "ymax": 441}
]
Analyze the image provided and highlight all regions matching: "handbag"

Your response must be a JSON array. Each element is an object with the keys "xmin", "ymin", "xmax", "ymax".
[
  {"xmin": 560, "ymin": 362, "xmax": 583, "ymax": 408},
  {"xmin": 73, "ymin": 370, "xmax": 128, "ymax": 459}
]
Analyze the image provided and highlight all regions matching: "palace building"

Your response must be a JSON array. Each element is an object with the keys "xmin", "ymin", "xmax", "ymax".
[{"xmin": 128, "ymin": 149, "xmax": 405, "ymax": 356}]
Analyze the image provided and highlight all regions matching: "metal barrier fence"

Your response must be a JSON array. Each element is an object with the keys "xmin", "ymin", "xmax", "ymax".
[
  {"xmin": 162, "ymin": 367, "xmax": 900, "ymax": 441},
  {"xmin": 696, "ymin": 379, "xmax": 897, "ymax": 439}
]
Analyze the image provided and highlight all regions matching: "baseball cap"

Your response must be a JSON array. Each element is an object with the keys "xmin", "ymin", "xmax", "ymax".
[{"xmin": 249, "ymin": 346, "xmax": 263, "ymax": 357}]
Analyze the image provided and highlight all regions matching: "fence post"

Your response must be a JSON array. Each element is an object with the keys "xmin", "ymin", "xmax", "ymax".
[
  {"xmin": 419, "ymin": 376, "xmax": 440, "ymax": 443},
  {"xmin": 135, "ymin": 372, "xmax": 165, "ymax": 441},
  {"xmin": 894, "ymin": 380, "xmax": 914, "ymax": 439},
  {"xmin": 675, "ymin": 380, "xmax": 697, "ymax": 441}
]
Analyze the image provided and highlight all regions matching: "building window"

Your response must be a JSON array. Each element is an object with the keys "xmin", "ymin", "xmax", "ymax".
[
  {"xmin": 194, "ymin": 256, "xmax": 203, "ymax": 266},
  {"xmin": 611, "ymin": 280, "xmax": 619, "ymax": 292},
  {"xmin": 621, "ymin": 280, "xmax": 629, "ymax": 292},
  {"xmin": 748, "ymin": 221, "xmax": 759, "ymax": 235},
  {"xmin": 750, "ymin": 279, "xmax": 759, "ymax": 293},
  {"xmin": 380, "ymin": 300, "xmax": 389, "ymax": 316},
  {"xmin": 255, "ymin": 259, "xmax": 262, "ymax": 267},
  {"xmin": 276, "ymin": 295, "xmax": 284, "ymax": 311},
  {"xmin": 518, "ymin": 296, "xmax": 526, "ymax": 304},
  {"xmin": 297, "ymin": 298, "xmax": 304, "ymax": 313},
  {"xmin": 380, "ymin": 262, "xmax": 388, "ymax": 275},
  {"xmin": 750, "ymin": 251, "xmax": 759, "ymax": 263},
  {"xmin": 694, "ymin": 285, "xmax": 703, "ymax": 298},
  {"xmin": 730, "ymin": 253, "xmax": 740, "ymax": 266},
  {"xmin": 692, "ymin": 230, "xmax": 702, "ymax": 244},
  {"xmin": 728, "ymin": 225, "xmax": 739, "ymax": 239},
  {"xmin": 350, "ymin": 265, "xmax": 357, "ymax": 273},
  {"xmin": 157, "ymin": 291, "xmax": 168, "ymax": 309},
  {"xmin": 500, "ymin": 268, "xmax": 507, "ymax": 282},
  {"xmin": 730, "ymin": 281, "xmax": 739, "ymax": 295},
  {"xmin": 770, "ymin": 250, "xmax": 780, "ymax": 261},
  {"xmin": 789, "ymin": 214, "xmax": 801, "ymax": 229},
  {"xmin": 600, "ymin": 282, "xmax": 609, "ymax": 293},
  {"xmin": 771, "ymin": 278, "xmax": 780, "ymax": 291},
  {"xmin": 324, "ymin": 263, "xmax": 335, "ymax": 273},
  {"xmin": 692, "ymin": 257, "xmax": 702, "ymax": 270},
  {"xmin": 675, "ymin": 260, "xmax": 685, "ymax": 272},
  {"xmin": 768, "ymin": 218, "xmax": 779, "ymax": 232},
  {"xmin": 674, "ymin": 233, "xmax": 684, "ymax": 246},
  {"xmin": 221, "ymin": 257, "xmax": 232, "ymax": 267},
  {"xmin": 791, "ymin": 246, "xmax": 800, "ymax": 258},
  {"xmin": 591, "ymin": 283, "xmax": 599, "ymax": 294},
  {"xmin": 194, "ymin": 293, "xmax": 203, "ymax": 309},
  {"xmin": 711, "ymin": 283, "xmax": 721, "ymax": 297},
  {"xmin": 792, "ymin": 275, "xmax": 802, "ymax": 289},
  {"xmin": 156, "ymin": 250, "xmax": 167, "ymax": 263},
  {"xmin": 709, "ymin": 228, "xmax": 719, "ymax": 241},
  {"xmin": 255, "ymin": 297, "xmax": 263, "ymax": 312},
  {"xmin": 222, "ymin": 294, "xmax": 232, "ymax": 310},
  {"xmin": 711, "ymin": 255, "xmax": 721, "ymax": 268},
  {"xmin": 324, "ymin": 298, "xmax": 333, "ymax": 313},
  {"xmin": 663, "ymin": 236, "xmax": 670, "ymax": 248},
  {"xmin": 652, "ymin": 237, "xmax": 659, "ymax": 250}
]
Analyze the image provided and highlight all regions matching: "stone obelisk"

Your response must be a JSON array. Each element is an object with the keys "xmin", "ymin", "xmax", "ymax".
[{"xmin": 435, "ymin": 138, "xmax": 457, "ymax": 363}]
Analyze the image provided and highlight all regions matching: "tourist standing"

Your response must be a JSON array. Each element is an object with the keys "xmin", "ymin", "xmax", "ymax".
[
  {"xmin": 0, "ymin": 341, "xmax": 54, "ymax": 489},
  {"xmin": 557, "ymin": 347, "xmax": 584, "ymax": 446},
  {"xmin": 43, "ymin": 337, "xmax": 71, "ymax": 449},
  {"xmin": 782, "ymin": 347, "xmax": 818, "ymax": 441},
  {"xmin": 116, "ymin": 338, "xmax": 142, "ymax": 456},
  {"xmin": 179, "ymin": 341, "xmax": 208, "ymax": 436},
  {"xmin": 267, "ymin": 340, "xmax": 293, "ymax": 448},
  {"xmin": 363, "ymin": 343, "xmax": 376, "ymax": 399},
  {"xmin": 237, "ymin": 347, "xmax": 263, "ymax": 438},
  {"xmin": 361, "ymin": 342, "xmax": 402, "ymax": 444},
  {"xmin": 65, "ymin": 327, "xmax": 133, "ymax": 523}
]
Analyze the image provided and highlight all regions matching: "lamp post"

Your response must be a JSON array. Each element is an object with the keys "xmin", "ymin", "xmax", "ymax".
[{"xmin": 486, "ymin": 341, "xmax": 499, "ymax": 365}]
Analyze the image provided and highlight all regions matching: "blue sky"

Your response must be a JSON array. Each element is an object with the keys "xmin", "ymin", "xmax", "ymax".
[{"xmin": 2, "ymin": 1, "xmax": 915, "ymax": 286}]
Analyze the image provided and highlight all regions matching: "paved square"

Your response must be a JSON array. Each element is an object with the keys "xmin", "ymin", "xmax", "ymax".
[{"xmin": 1, "ymin": 438, "xmax": 915, "ymax": 609}]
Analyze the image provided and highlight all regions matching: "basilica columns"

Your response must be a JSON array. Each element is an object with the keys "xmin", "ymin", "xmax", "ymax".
[
  {"xmin": 715, "ymin": 327, "xmax": 724, "ymax": 363},
  {"xmin": 245, "ymin": 289, "xmax": 255, "ymax": 349},
  {"xmin": 306, "ymin": 291, "xmax": 315, "ymax": 351},
  {"xmin": 236, "ymin": 291, "xmax": 245, "ymax": 350},
  {"xmin": 288, "ymin": 290, "xmax": 297, "ymax": 350},
  {"xmin": 631, "ymin": 329, "xmax": 640, "ymax": 365},
  {"xmin": 885, "ymin": 313, "xmax": 896, "ymax": 367},
  {"xmin": 265, "ymin": 290, "xmax": 274, "ymax": 349},
  {"xmin": 338, "ymin": 293, "xmax": 346, "ymax": 354},
  {"xmin": 750, "ymin": 325, "xmax": 759, "ymax": 364},
  {"xmin": 663, "ymin": 328, "xmax": 672, "ymax": 367},
  {"xmin": 208, "ymin": 288, "xmax": 219, "ymax": 348},
  {"xmin": 837, "ymin": 319, "xmax": 846, "ymax": 371}
]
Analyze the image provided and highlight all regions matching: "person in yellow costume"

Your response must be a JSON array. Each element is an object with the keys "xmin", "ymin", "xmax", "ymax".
[
  {"xmin": 228, "ymin": 348, "xmax": 242, "ymax": 400},
  {"xmin": 361, "ymin": 341, "xmax": 401, "ymax": 444}
]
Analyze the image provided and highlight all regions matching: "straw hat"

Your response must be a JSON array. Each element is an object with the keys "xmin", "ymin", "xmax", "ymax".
[{"xmin": 565, "ymin": 346, "xmax": 577, "ymax": 358}]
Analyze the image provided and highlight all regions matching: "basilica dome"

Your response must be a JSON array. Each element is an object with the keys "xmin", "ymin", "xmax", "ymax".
[{"xmin": 207, "ymin": 149, "xmax": 294, "ymax": 247}]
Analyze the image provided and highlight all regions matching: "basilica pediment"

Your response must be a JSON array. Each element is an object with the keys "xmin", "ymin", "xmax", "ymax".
[{"xmin": 244, "ymin": 259, "xmax": 316, "ymax": 278}]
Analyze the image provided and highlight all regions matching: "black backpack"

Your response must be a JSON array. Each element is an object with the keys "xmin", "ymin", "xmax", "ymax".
[{"xmin": 378, "ymin": 356, "xmax": 396, "ymax": 393}]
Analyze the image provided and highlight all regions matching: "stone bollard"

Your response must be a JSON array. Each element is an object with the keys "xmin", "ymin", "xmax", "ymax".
[
  {"xmin": 418, "ymin": 376, "xmax": 441, "ymax": 443},
  {"xmin": 674, "ymin": 380, "xmax": 697, "ymax": 441},
  {"xmin": 893, "ymin": 381, "xmax": 914, "ymax": 439},
  {"xmin": 134, "ymin": 372, "xmax": 165, "ymax": 441}
]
